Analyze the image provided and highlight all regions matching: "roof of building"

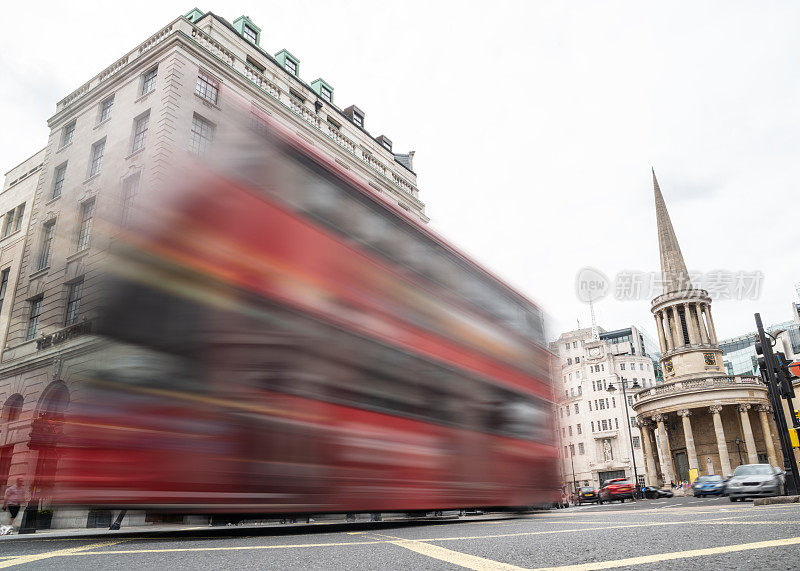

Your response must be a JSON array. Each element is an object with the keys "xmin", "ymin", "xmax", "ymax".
[{"xmin": 653, "ymin": 169, "xmax": 692, "ymax": 294}]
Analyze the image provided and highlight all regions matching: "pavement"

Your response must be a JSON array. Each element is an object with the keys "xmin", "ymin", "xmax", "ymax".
[{"xmin": 2, "ymin": 496, "xmax": 800, "ymax": 569}]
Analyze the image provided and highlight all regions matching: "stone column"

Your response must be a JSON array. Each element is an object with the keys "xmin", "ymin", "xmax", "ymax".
[
  {"xmin": 638, "ymin": 419, "xmax": 659, "ymax": 486},
  {"xmin": 662, "ymin": 312, "xmax": 674, "ymax": 351},
  {"xmin": 705, "ymin": 304, "xmax": 718, "ymax": 344},
  {"xmin": 677, "ymin": 409, "xmax": 699, "ymax": 475},
  {"xmin": 696, "ymin": 304, "xmax": 709, "ymax": 345},
  {"xmin": 738, "ymin": 404, "xmax": 758, "ymax": 464},
  {"xmin": 684, "ymin": 303, "xmax": 699, "ymax": 345},
  {"xmin": 653, "ymin": 414, "xmax": 674, "ymax": 485},
  {"xmin": 757, "ymin": 405, "xmax": 779, "ymax": 467},
  {"xmin": 710, "ymin": 405, "xmax": 732, "ymax": 476},
  {"xmin": 670, "ymin": 306, "xmax": 683, "ymax": 348},
  {"xmin": 655, "ymin": 312, "xmax": 667, "ymax": 354}
]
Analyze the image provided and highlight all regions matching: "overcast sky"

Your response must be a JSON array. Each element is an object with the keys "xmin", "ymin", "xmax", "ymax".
[{"xmin": 2, "ymin": 1, "xmax": 798, "ymax": 343}]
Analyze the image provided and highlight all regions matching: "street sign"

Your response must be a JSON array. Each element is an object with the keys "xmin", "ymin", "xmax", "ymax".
[{"xmin": 789, "ymin": 361, "xmax": 800, "ymax": 379}]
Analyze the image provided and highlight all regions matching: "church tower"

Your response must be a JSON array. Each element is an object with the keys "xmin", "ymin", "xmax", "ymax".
[{"xmin": 650, "ymin": 170, "xmax": 725, "ymax": 381}]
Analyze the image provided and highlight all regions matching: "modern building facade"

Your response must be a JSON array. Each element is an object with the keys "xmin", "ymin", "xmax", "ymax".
[
  {"xmin": 553, "ymin": 325, "xmax": 656, "ymax": 492},
  {"xmin": 632, "ymin": 171, "xmax": 780, "ymax": 485},
  {"xmin": 0, "ymin": 9, "xmax": 426, "ymax": 529}
]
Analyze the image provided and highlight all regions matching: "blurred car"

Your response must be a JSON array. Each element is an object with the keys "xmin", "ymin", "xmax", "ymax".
[
  {"xmin": 643, "ymin": 486, "xmax": 673, "ymax": 499},
  {"xmin": 577, "ymin": 486, "xmax": 599, "ymax": 504},
  {"xmin": 691, "ymin": 475, "xmax": 726, "ymax": 497},
  {"xmin": 598, "ymin": 478, "xmax": 635, "ymax": 503},
  {"xmin": 726, "ymin": 464, "xmax": 785, "ymax": 501}
]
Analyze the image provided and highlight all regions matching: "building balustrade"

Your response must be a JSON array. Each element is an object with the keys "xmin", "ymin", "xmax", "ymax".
[
  {"xmin": 54, "ymin": 16, "xmax": 422, "ymax": 207},
  {"xmin": 634, "ymin": 375, "xmax": 762, "ymax": 405}
]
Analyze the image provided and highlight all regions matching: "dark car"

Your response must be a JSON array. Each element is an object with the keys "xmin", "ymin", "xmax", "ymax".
[
  {"xmin": 577, "ymin": 486, "xmax": 599, "ymax": 504},
  {"xmin": 691, "ymin": 475, "xmax": 726, "ymax": 497},
  {"xmin": 598, "ymin": 478, "xmax": 635, "ymax": 503},
  {"xmin": 643, "ymin": 486, "xmax": 674, "ymax": 499},
  {"xmin": 726, "ymin": 464, "xmax": 785, "ymax": 501}
]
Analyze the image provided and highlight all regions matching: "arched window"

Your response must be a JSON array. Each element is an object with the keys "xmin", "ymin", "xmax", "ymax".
[
  {"xmin": 37, "ymin": 381, "xmax": 69, "ymax": 419},
  {"xmin": 2, "ymin": 394, "xmax": 23, "ymax": 422}
]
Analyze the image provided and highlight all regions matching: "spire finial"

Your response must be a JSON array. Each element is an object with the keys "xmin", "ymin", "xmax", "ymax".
[{"xmin": 653, "ymin": 169, "xmax": 691, "ymax": 294}]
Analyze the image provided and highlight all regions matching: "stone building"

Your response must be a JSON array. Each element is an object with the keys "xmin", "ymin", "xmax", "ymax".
[
  {"xmin": 553, "ymin": 324, "xmax": 658, "ymax": 491},
  {"xmin": 632, "ymin": 171, "xmax": 780, "ymax": 485},
  {"xmin": 0, "ymin": 9, "xmax": 425, "ymax": 528}
]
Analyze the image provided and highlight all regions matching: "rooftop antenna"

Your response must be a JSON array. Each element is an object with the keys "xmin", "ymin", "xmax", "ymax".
[{"xmin": 589, "ymin": 295, "xmax": 599, "ymax": 341}]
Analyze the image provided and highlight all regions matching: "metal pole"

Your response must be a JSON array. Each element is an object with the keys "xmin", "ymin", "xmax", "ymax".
[
  {"xmin": 621, "ymin": 380, "xmax": 640, "ymax": 498},
  {"xmin": 756, "ymin": 313, "xmax": 800, "ymax": 495},
  {"xmin": 570, "ymin": 447, "xmax": 578, "ymax": 496}
]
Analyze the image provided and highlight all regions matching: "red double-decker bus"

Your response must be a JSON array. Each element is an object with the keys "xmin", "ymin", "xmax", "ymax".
[{"xmin": 52, "ymin": 108, "xmax": 558, "ymax": 516}]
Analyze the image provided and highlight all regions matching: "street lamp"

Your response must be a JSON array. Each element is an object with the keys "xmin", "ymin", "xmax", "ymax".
[
  {"xmin": 569, "ymin": 445, "xmax": 578, "ymax": 499},
  {"xmin": 607, "ymin": 376, "xmax": 641, "ymax": 497}
]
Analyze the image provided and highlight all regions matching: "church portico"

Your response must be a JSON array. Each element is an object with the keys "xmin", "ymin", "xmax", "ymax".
[{"xmin": 631, "ymin": 170, "xmax": 779, "ymax": 486}]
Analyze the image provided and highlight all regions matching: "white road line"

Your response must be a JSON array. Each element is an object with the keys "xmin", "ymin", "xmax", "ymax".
[{"xmin": 0, "ymin": 540, "xmax": 128, "ymax": 569}]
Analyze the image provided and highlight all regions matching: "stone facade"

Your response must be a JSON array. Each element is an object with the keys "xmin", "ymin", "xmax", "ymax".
[
  {"xmin": 0, "ymin": 9, "xmax": 426, "ymax": 529},
  {"xmin": 631, "ymin": 172, "xmax": 779, "ymax": 485}
]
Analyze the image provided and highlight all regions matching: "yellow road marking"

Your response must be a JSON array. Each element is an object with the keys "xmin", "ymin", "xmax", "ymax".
[
  {"xmin": 0, "ymin": 540, "xmax": 128, "ymax": 569},
  {"xmin": 373, "ymin": 533, "xmax": 525, "ymax": 571},
  {"xmin": 535, "ymin": 535, "xmax": 800, "ymax": 570}
]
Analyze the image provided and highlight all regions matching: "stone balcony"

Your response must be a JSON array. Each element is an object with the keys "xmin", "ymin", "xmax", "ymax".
[
  {"xmin": 592, "ymin": 428, "xmax": 619, "ymax": 440},
  {"xmin": 633, "ymin": 375, "xmax": 767, "ymax": 416}
]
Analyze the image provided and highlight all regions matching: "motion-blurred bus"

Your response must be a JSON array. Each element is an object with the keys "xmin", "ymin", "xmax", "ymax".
[{"xmin": 50, "ymin": 106, "xmax": 558, "ymax": 517}]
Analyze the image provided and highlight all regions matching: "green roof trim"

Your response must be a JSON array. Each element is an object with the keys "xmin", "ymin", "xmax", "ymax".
[
  {"xmin": 232, "ymin": 15, "xmax": 261, "ymax": 45},
  {"xmin": 185, "ymin": 8, "xmax": 204, "ymax": 23},
  {"xmin": 275, "ymin": 49, "xmax": 300, "ymax": 76},
  {"xmin": 310, "ymin": 78, "xmax": 333, "ymax": 103}
]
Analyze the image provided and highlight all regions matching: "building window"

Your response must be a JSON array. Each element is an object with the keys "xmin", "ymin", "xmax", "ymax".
[
  {"xmin": 569, "ymin": 444, "xmax": 575, "ymax": 456},
  {"xmin": 575, "ymin": 356, "xmax": 580, "ymax": 363},
  {"xmin": 577, "ymin": 386, "xmax": 582, "ymax": 396},
  {"xmin": 243, "ymin": 24, "xmax": 257, "ymax": 43},
  {"xmin": 131, "ymin": 113, "xmax": 150, "ymax": 153},
  {"xmin": 588, "ymin": 401, "xmax": 592, "ymax": 411},
  {"xmin": 601, "ymin": 420, "xmax": 608, "ymax": 430},
  {"xmin": 573, "ymin": 341, "xmax": 578, "ymax": 348},
  {"xmin": 65, "ymin": 277, "xmax": 84, "ymax": 326},
  {"xmin": 284, "ymin": 58, "xmax": 297, "ymax": 75},
  {"xmin": 14, "ymin": 204, "xmax": 24, "ymax": 232},
  {"xmin": 189, "ymin": 114, "xmax": 215, "ymax": 155},
  {"xmin": 630, "ymin": 417, "xmax": 637, "ymax": 428},
  {"xmin": 567, "ymin": 358, "xmax": 572, "ymax": 365},
  {"xmin": 99, "ymin": 95, "xmax": 114, "ymax": 123},
  {"xmin": 577, "ymin": 424, "xmax": 582, "ymax": 435},
  {"xmin": 620, "ymin": 363, "xmax": 625, "ymax": 370},
  {"xmin": 53, "ymin": 163, "xmax": 67, "ymax": 198},
  {"xmin": 631, "ymin": 436, "xmax": 640, "ymax": 449},
  {"xmin": 2, "ymin": 210, "xmax": 15, "ymax": 238},
  {"xmin": 591, "ymin": 421, "xmax": 595, "ymax": 432},
  {"xmin": 627, "ymin": 396, "xmax": 634, "ymax": 407},
  {"xmin": 320, "ymin": 85, "xmax": 332, "ymax": 103},
  {"xmin": 578, "ymin": 442, "xmax": 585, "ymax": 455},
  {"xmin": 77, "ymin": 199, "xmax": 95, "ymax": 251},
  {"xmin": 615, "ymin": 418, "xmax": 619, "ymax": 429},
  {"xmin": 195, "ymin": 71, "xmax": 219, "ymax": 105},
  {"xmin": 0, "ymin": 268, "xmax": 9, "ymax": 315},
  {"xmin": 122, "ymin": 172, "xmax": 141, "ymax": 224},
  {"xmin": 37, "ymin": 221, "xmax": 55, "ymax": 270},
  {"xmin": 612, "ymin": 397, "xmax": 616, "ymax": 408},
  {"xmin": 26, "ymin": 297, "xmax": 43, "ymax": 340},
  {"xmin": 568, "ymin": 426, "xmax": 573, "ymax": 436},
  {"xmin": 566, "ymin": 406, "xmax": 570, "ymax": 416},
  {"xmin": 60, "ymin": 121, "xmax": 76, "ymax": 148},
  {"xmin": 141, "ymin": 68, "xmax": 157, "ymax": 95},
  {"xmin": 88, "ymin": 139, "xmax": 105, "ymax": 177},
  {"xmin": 561, "ymin": 427, "xmax": 565, "ymax": 438},
  {"xmin": 565, "ymin": 343, "xmax": 570, "ymax": 351},
  {"xmin": 352, "ymin": 110, "xmax": 364, "ymax": 128},
  {"xmin": 574, "ymin": 403, "xmax": 579, "ymax": 414}
]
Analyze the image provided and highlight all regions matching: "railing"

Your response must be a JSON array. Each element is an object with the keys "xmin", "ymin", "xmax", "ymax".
[
  {"xmin": 54, "ymin": 16, "xmax": 422, "ymax": 205},
  {"xmin": 635, "ymin": 375, "xmax": 763, "ymax": 402}
]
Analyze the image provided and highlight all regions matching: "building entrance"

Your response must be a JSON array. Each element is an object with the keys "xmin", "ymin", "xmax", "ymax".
[
  {"xmin": 674, "ymin": 451, "xmax": 689, "ymax": 482},
  {"xmin": 598, "ymin": 469, "xmax": 626, "ymax": 485}
]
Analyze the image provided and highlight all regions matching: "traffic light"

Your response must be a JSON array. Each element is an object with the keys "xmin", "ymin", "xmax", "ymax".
[
  {"xmin": 755, "ymin": 339, "xmax": 768, "ymax": 380},
  {"xmin": 775, "ymin": 352, "xmax": 796, "ymax": 399}
]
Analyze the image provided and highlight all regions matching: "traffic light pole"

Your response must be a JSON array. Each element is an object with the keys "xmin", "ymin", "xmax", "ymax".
[{"xmin": 755, "ymin": 313, "xmax": 800, "ymax": 495}]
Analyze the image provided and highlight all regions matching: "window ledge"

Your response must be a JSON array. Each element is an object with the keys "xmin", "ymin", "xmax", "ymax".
[
  {"xmin": 135, "ymin": 90, "xmax": 154, "ymax": 104},
  {"xmin": 30, "ymin": 266, "xmax": 50, "ymax": 279},
  {"xmin": 194, "ymin": 92, "xmax": 221, "ymax": 110},
  {"xmin": 45, "ymin": 195, "xmax": 61, "ymax": 206},
  {"xmin": 0, "ymin": 228, "xmax": 22, "ymax": 243},
  {"xmin": 94, "ymin": 118, "xmax": 112, "ymax": 130},
  {"xmin": 83, "ymin": 173, "xmax": 101, "ymax": 185},
  {"xmin": 56, "ymin": 142, "xmax": 72, "ymax": 154},
  {"xmin": 66, "ymin": 248, "xmax": 90, "ymax": 263},
  {"xmin": 125, "ymin": 148, "xmax": 145, "ymax": 161}
]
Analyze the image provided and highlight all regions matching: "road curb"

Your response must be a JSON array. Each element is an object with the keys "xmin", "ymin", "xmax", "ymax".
[{"xmin": 753, "ymin": 496, "xmax": 800, "ymax": 506}]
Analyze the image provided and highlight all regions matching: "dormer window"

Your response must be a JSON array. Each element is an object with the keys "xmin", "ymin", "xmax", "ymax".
[
  {"xmin": 243, "ymin": 25, "xmax": 257, "ymax": 43},
  {"xmin": 353, "ymin": 111, "xmax": 364, "ymax": 128},
  {"xmin": 343, "ymin": 105, "xmax": 365, "ymax": 129},
  {"xmin": 377, "ymin": 135, "xmax": 392, "ymax": 151},
  {"xmin": 275, "ymin": 50, "xmax": 300, "ymax": 77},
  {"xmin": 233, "ymin": 16, "xmax": 261, "ymax": 46},
  {"xmin": 285, "ymin": 58, "xmax": 297, "ymax": 75},
  {"xmin": 320, "ymin": 85, "xmax": 332, "ymax": 103}
]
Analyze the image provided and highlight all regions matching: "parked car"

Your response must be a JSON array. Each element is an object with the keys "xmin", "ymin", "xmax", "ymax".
[
  {"xmin": 691, "ymin": 475, "xmax": 726, "ymax": 497},
  {"xmin": 726, "ymin": 464, "xmax": 785, "ymax": 501},
  {"xmin": 643, "ymin": 486, "xmax": 674, "ymax": 499},
  {"xmin": 577, "ymin": 486, "xmax": 599, "ymax": 504},
  {"xmin": 598, "ymin": 478, "xmax": 635, "ymax": 503}
]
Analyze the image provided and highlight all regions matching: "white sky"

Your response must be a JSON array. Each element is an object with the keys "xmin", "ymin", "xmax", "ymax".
[{"xmin": 2, "ymin": 2, "xmax": 798, "ymax": 343}]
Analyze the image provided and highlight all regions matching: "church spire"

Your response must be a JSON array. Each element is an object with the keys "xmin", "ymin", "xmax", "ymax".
[{"xmin": 653, "ymin": 168, "xmax": 691, "ymax": 293}]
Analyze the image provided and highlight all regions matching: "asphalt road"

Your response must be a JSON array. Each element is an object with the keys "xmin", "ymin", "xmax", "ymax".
[{"xmin": 2, "ymin": 496, "xmax": 800, "ymax": 569}]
